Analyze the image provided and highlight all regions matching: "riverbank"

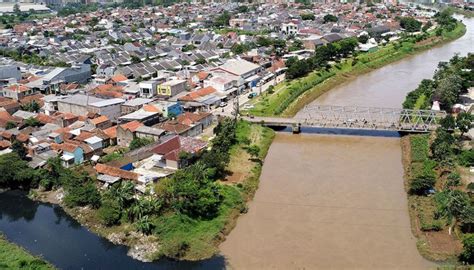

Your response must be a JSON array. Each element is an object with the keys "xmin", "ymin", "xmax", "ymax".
[
  {"xmin": 0, "ymin": 233, "xmax": 55, "ymax": 270},
  {"xmin": 244, "ymin": 21, "xmax": 466, "ymax": 117},
  {"xmin": 31, "ymin": 121, "xmax": 275, "ymax": 262},
  {"xmin": 400, "ymin": 133, "xmax": 474, "ymax": 265}
]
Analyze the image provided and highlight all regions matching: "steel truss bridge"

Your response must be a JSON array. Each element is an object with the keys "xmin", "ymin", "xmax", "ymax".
[{"xmin": 242, "ymin": 105, "xmax": 447, "ymax": 133}]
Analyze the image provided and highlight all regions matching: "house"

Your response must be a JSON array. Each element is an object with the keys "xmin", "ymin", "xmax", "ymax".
[
  {"xmin": 211, "ymin": 59, "xmax": 261, "ymax": 90},
  {"xmin": 2, "ymin": 84, "xmax": 36, "ymax": 100},
  {"xmin": 176, "ymin": 112, "xmax": 213, "ymax": 130},
  {"xmin": 57, "ymin": 94, "xmax": 125, "ymax": 122},
  {"xmin": 156, "ymin": 79, "xmax": 187, "ymax": 98},
  {"xmin": 281, "ymin": 22, "xmax": 298, "ymax": 35},
  {"xmin": 121, "ymin": 98, "xmax": 153, "ymax": 114},
  {"xmin": 53, "ymin": 142, "xmax": 84, "ymax": 168},
  {"xmin": 118, "ymin": 109, "xmax": 160, "ymax": 126},
  {"xmin": 178, "ymin": 86, "xmax": 225, "ymax": 111},
  {"xmin": 151, "ymin": 135, "xmax": 207, "ymax": 169},
  {"xmin": 89, "ymin": 115, "xmax": 112, "ymax": 129},
  {"xmin": 139, "ymin": 80, "xmax": 159, "ymax": 98},
  {"xmin": 156, "ymin": 121, "xmax": 193, "ymax": 137},
  {"xmin": 145, "ymin": 101, "xmax": 182, "ymax": 118},
  {"xmin": 95, "ymin": 163, "xmax": 139, "ymax": 181},
  {"xmin": 116, "ymin": 120, "xmax": 143, "ymax": 147},
  {"xmin": 135, "ymin": 126, "xmax": 166, "ymax": 142}
]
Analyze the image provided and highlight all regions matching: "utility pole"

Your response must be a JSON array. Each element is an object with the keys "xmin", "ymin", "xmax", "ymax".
[{"xmin": 233, "ymin": 91, "xmax": 239, "ymax": 120}]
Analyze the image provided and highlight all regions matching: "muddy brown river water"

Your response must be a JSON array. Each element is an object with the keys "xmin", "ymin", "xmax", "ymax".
[{"xmin": 221, "ymin": 16, "xmax": 473, "ymax": 270}]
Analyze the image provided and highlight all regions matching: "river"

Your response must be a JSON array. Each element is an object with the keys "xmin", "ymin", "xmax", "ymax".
[
  {"xmin": 220, "ymin": 16, "xmax": 474, "ymax": 269},
  {"xmin": 1, "ymin": 17, "xmax": 473, "ymax": 270}
]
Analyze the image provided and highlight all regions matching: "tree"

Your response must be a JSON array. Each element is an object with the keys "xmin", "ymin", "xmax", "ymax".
[
  {"xmin": 11, "ymin": 140, "xmax": 27, "ymax": 160},
  {"xmin": 98, "ymin": 196, "xmax": 121, "ymax": 226},
  {"xmin": 434, "ymin": 73, "xmax": 462, "ymax": 110},
  {"xmin": 399, "ymin": 17, "xmax": 422, "ymax": 32},
  {"xmin": 460, "ymin": 234, "xmax": 474, "ymax": 264},
  {"xmin": 456, "ymin": 112, "xmax": 472, "ymax": 135},
  {"xmin": 195, "ymin": 58, "xmax": 206, "ymax": 65},
  {"xmin": 24, "ymin": 117, "xmax": 41, "ymax": 127},
  {"xmin": 301, "ymin": 13, "xmax": 315, "ymax": 21},
  {"xmin": 422, "ymin": 21, "xmax": 433, "ymax": 32},
  {"xmin": 237, "ymin": 5, "xmax": 248, "ymax": 13},
  {"xmin": 169, "ymin": 163, "xmax": 222, "ymax": 218},
  {"xmin": 440, "ymin": 115, "xmax": 456, "ymax": 131},
  {"xmin": 246, "ymin": 145, "xmax": 260, "ymax": 161},
  {"xmin": 410, "ymin": 175, "xmax": 436, "ymax": 195},
  {"xmin": 129, "ymin": 137, "xmax": 153, "ymax": 150},
  {"xmin": 13, "ymin": 4, "xmax": 21, "ymax": 15},
  {"xmin": 323, "ymin": 14, "xmax": 338, "ymax": 24},
  {"xmin": 64, "ymin": 180, "xmax": 101, "ymax": 209},
  {"xmin": 214, "ymin": 11, "xmax": 231, "ymax": 27},
  {"xmin": 135, "ymin": 215, "xmax": 154, "ymax": 235},
  {"xmin": 111, "ymin": 181, "xmax": 136, "ymax": 210},
  {"xmin": 5, "ymin": 121, "xmax": 17, "ymax": 130},
  {"xmin": 0, "ymin": 152, "xmax": 35, "ymax": 188},
  {"xmin": 21, "ymin": 100, "xmax": 40, "ymax": 112},
  {"xmin": 431, "ymin": 128, "xmax": 454, "ymax": 161},
  {"xmin": 358, "ymin": 34, "xmax": 369, "ymax": 44}
]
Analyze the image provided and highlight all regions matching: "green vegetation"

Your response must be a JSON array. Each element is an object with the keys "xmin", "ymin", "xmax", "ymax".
[
  {"xmin": 404, "ymin": 115, "xmax": 474, "ymax": 262},
  {"xmin": 301, "ymin": 13, "xmax": 315, "ymax": 21},
  {"xmin": 323, "ymin": 14, "xmax": 338, "ymax": 24},
  {"xmin": 0, "ymin": 234, "xmax": 55, "ymax": 270},
  {"xmin": 0, "ymin": 48, "xmax": 70, "ymax": 67},
  {"xmin": 246, "ymin": 18, "xmax": 466, "ymax": 118},
  {"xmin": 129, "ymin": 137, "xmax": 154, "ymax": 150},
  {"xmin": 403, "ymin": 54, "xmax": 473, "ymax": 110},
  {"xmin": 399, "ymin": 17, "xmax": 422, "ymax": 32},
  {"xmin": 73, "ymin": 119, "xmax": 275, "ymax": 260}
]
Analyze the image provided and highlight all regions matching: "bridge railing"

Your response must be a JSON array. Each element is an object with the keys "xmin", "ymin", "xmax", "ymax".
[{"xmin": 296, "ymin": 105, "xmax": 447, "ymax": 131}]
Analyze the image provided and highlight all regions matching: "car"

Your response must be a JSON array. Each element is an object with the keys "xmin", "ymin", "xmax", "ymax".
[
  {"xmin": 248, "ymin": 92, "xmax": 258, "ymax": 99},
  {"xmin": 219, "ymin": 102, "xmax": 228, "ymax": 107},
  {"xmin": 243, "ymin": 104, "xmax": 254, "ymax": 109}
]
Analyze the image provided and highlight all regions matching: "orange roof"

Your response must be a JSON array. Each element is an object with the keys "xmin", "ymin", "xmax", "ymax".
[
  {"xmin": 196, "ymin": 71, "xmax": 210, "ymax": 80},
  {"xmin": 16, "ymin": 133, "xmax": 29, "ymax": 143},
  {"xmin": 6, "ymin": 84, "xmax": 30, "ymax": 93},
  {"xmin": 120, "ymin": 121, "xmax": 143, "ymax": 132},
  {"xmin": 35, "ymin": 113, "xmax": 54, "ymax": 124},
  {"xmin": 95, "ymin": 84, "xmax": 114, "ymax": 92},
  {"xmin": 0, "ymin": 140, "xmax": 11, "ymax": 149},
  {"xmin": 179, "ymin": 86, "xmax": 216, "ymax": 102},
  {"xmin": 111, "ymin": 74, "xmax": 128, "ymax": 83},
  {"xmin": 143, "ymin": 104, "xmax": 161, "ymax": 113},
  {"xmin": 90, "ymin": 115, "xmax": 109, "ymax": 125},
  {"xmin": 176, "ymin": 112, "xmax": 211, "ymax": 125},
  {"xmin": 95, "ymin": 163, "xmax": 138, "ymax": 181},
  {"xmin": 52, "ymin": 142, "xmax": 79, "ymax": 153},
  {"xmin": 103, "ymin": 126, "xmax": 117, "ymax": 139}
]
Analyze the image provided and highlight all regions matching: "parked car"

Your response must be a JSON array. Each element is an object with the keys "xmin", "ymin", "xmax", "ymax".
[
  {"xmin": 243, "ymin": 104, "xmax": 254, "ymax": 109},
  {"xmin": 248, "ymin": 92, "xmax": 257, "ymax": 99},
  {"xmin": 219, "ymin": 102, "xmax": 228, "ymax": 107}
]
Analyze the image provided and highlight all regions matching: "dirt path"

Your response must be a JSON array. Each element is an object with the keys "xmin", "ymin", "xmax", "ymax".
[{"xmin": 220, "ymin": 134, "xmax": 434, "ymax": 270}]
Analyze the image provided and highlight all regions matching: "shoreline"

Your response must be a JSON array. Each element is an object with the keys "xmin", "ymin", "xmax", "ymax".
[
  {"xmin": 245, "ymin": 22, "xmax": 467, "ymax": 118},
  {"xmin": 28, "ymin": 122, "xmax": 276, "ymax": 263},
  {"xmin": 283, "ymin": 22, "xmax": 467, "ymax": 116},
  {"xmin": 0, "ymin": 233, "xmax": 56, "ymax": 270}
]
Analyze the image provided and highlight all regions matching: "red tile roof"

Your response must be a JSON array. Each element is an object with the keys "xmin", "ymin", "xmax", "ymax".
[
  {"xmin": 120, "ymin": 121, "xmax": 143, "ymax": 132},
  {"xmin": 90, "ymin": 115, "xmax": 109, "ymax": 125},
  {"xmin": 103, "ymin": 126, "xmax": 117, "ymax": 139},
  {"xmin": 95, "ymin": 163, "xmax": 139, "ymax": 181},
  {"xmin": 178, "ymin": 86, "xmax": 216, "ymax": 102}
]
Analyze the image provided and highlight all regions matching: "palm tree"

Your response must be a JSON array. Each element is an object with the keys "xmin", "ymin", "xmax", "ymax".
[
  {"xmin": 112, "ymin": 181, "xmax": 135, "ymax": 210},
  {"xmin": 135, "ymin": 215, "xmax": 154, "ymax": 235}
]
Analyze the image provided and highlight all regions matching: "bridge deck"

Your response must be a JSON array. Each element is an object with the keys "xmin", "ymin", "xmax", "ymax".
[{"xmin": 240, "ymin": 105, "xmax": 446, "ymax": 133}]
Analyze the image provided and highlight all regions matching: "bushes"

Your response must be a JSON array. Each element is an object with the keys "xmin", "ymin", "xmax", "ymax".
[
  {"xmin": 460, "ymin": 234, "xmax": 474, "ymax": 264},
  {"xmin": 410, "ymin": 135, "xmax": 430, "ymax": 162},
  {"xmin": 410, "ymin": 174, "xmax": 436, "ymax": 195},
  {"xmin": 129, "ymin": 137, "xmax": 153, "ymax": 150},
  {"xmin": 64, "ymin": 181, "xmax": 101, "ymax": 209},
  {"xmin": 98, "ymin": 197, "xmax": 121, "ymax": 226}
]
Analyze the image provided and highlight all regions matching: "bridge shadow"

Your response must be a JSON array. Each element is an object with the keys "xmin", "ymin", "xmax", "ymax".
[{"xmin": 270, "ymin": 126, "xmax": 402, "ymax": 138}]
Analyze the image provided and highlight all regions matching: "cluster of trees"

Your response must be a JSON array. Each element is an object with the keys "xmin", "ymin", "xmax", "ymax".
[
  {"xmin": 286, "ymin": 37, "xmax": 358, "ymax": 79},
  {"xmin": 98, "ymin": 118, "xmax": 239, "ymax": 234},
  {"xmin": 399, "ymin": 17, "xmax": 422, "ymax": 32},
  {"xmin": 323, "ymin": 14, "xmax": 338, "ymax": 24},
  {"xmin": 403, "ymin": 54, "xmax": 474, "ymax": 110},
  {"xmin": 434, "ymin": 9, "xmax": 458, "ymax": 33},
  {"xmin": 213, "ymin": 11, "xmax": 231, "ymax": 28},
  {"xmin": 301, "ymin": 13, "xmax": 315, "ymax": 21},
  {"xmin": 0, "ymin": 48, "xmax": 69, "ymax": 68},
  {"xmin": 129, "ymin": 137, "xmax": 154, "ymax": 150}
]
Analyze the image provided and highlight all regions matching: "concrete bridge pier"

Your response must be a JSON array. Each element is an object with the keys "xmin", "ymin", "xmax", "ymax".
[{"xmin": 292, "ymin": 123, "xmax": 301, "ymax": 134}]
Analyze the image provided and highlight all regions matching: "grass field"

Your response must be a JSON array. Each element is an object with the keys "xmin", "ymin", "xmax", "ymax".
[{"xmin": 0, "ymin": 234, "xmax": 55, "ymax": 270}]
